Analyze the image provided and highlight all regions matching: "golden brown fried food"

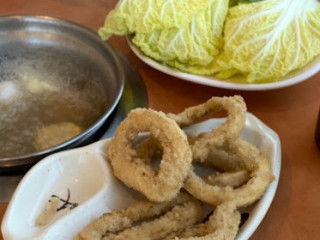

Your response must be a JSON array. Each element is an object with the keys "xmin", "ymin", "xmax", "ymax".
[
  {"xmin": 77, "ymin": 95, "xmax": 274, "ymax": 240},
  {"xmin": 102, "ymin": 200, "xmax": 202, "ymax": 240},
  {"xmin": 184, "ymin": 138, "xmax": 274, "ymax": 207},
  {"xmin": 167, "ymin": 95, "xmax": 247, "ymax": 162},
  {"xmin": 135, "ymin": 137, "xmax": 250, "ymax": 189},
  {"xmin": 108, "ymin": 108, "xmax": 192, "ymax": 202},
  {"xmin": 74, "ymin": 194, "xmax": 202, "ymax": 240},
  {"xmin": 193, "ymin": 148, "xmax": 244, "ymax": 172},
  {"xmin": 163, "ymin": 201, "xmax": 240, "ymax": 240},
  {"xmin": 192, "ymin": 147, "xmax": 250, "ymax": 188},
  {"xmin": 204, "ymin": 169, "xmax": 250, "ymax": 188}
]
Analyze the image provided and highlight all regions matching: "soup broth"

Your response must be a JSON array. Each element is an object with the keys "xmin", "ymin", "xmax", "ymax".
[{"xmin": 0, "ymin": 46, "xmax": 109, "ymax": 158}]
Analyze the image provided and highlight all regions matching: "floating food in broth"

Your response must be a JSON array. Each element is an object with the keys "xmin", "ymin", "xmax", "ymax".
[{"xmin": 33, "ymin": 122, "xmax": 82, "ymax": 151}]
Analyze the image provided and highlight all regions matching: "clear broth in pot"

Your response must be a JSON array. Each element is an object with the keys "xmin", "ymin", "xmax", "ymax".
[{"xmin": 0, "ymin": 46, "xmax": 109, "ymax": 158}]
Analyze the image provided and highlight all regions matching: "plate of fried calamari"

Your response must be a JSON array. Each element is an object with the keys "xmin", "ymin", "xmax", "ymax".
[{"xmin": 2, "ymin": 96, "xmax": 281, "ymax": 240}]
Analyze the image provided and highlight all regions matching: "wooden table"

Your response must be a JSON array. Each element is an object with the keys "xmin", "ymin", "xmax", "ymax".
[{"xmin": 1, "ymin": 1, "xmax": 320, "ymax": 239}]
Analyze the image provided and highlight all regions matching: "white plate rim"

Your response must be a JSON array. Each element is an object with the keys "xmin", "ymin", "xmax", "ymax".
[
  {"xmin": 128, "ymin": 38, "xmax": 320, "ymax": 91},
  {"xmin": 236, "ymin": 113, "xmax": 281, "ymax": 240}
]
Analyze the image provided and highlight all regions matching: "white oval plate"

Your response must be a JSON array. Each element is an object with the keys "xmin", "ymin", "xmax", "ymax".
[
  {"xmin": 128, "ymin": 39, "xmax": 320, "ymax": 91},
  {"xmin": 1, "ymin": 113, "xmax": 281, "ymax": 240}
]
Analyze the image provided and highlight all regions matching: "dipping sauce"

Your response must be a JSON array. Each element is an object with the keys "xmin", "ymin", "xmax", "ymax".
[{"xmin": 0, "ymin": 46, "xmax": 109, "ymax": 158}]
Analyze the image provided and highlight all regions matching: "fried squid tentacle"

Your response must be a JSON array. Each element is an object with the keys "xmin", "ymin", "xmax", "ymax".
[
  {"xmin": 74, "ymin": 194, "xmax": 201, "ymax": 240},
  {"xmin": 164, "ymin": 201, "xmax": 240, "ymax": 240},
  {"xmin": 102, "ymin": 199, "xmax": 202, "ymax": 240}
]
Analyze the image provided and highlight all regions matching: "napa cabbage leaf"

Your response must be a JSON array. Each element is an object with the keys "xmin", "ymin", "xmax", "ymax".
[
  {"xmin": 229, "ymin": 0, "xmax": 263, "ymax": 7},
  {"xmin": 132, "ymin": 0, "xmax": 229, "ymax": 75},
  {"xmin": 98, "ymin": 0, "xmax": 210, "ymax": 40},
  {"xmin": 215, "ymin": 0, "xmax": 320, "ymax": 83}
]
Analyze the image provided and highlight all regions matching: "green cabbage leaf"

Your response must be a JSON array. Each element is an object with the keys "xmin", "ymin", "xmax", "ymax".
[
  {"xmin": 215, "ymin": 0, "xmax": 320, "ymax": 83},
  {"xmin": 132, "ymin": 0, "xmax": 229, "ymax": 75},
  {"xmin": 229, "ymin": 0, "xmax": 264, "ymax": 7},
  {"xmin": 98, "ymin": 0, "xmax": 210, "ymax": 40}
]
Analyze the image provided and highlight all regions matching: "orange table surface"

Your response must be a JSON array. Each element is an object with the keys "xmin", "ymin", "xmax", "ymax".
[{"xmin": 1, "ymin": 1, "xmax": 320, "ymax": 239}]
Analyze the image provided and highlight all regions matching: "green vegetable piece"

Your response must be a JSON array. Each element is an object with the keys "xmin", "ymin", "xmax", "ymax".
[
  {"xmin": 215, "ymin": 0, "xmax": 320, "ymax": 83},
  {"xmin": 230, "ymin": 0, "xmax": 264, "ymax": 7},
  {"xmin": 98, "ymin": 0, "xmax": 210, "ymax": 40},
  {"xmin": 132, "ymin": 0, "xmax": 229, "ymax": 75}
]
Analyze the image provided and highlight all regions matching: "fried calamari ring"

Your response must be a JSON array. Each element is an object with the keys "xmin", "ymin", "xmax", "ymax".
[
  {"xmin": 204, "ymin": 169, "xmax": 250, "ymax": 188},
  {"xmin": 163, "ymin": 201, "xmax": 240, "ymax": 240},
  {"xmin": 108, "ymin": 108, "xmax": 192, "ymax": 202},
  {"xmin": 134, "ymin": 104, "xmax": 250, "ymax": 190},
  {"xmin": 167, "ymin": 96, "xmax": 247, "ymax": 161},
  {"xmin": 74, "ymin": 194, "xmax": 202, "ymax": 240},
  {"xmin": 193, "ymin": 148, "xmax": 243, "ymax": 172},
  {"xmin": 193, "ymin": 148, "xmax": 250, "ymax": 188},
  {"xmin": 184, "ymin": 138, "xmax": 274, "ymax": 207}
]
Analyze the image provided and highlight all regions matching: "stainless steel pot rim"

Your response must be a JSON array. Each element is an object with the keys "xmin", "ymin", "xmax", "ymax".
[{"xmin": 0, "ymin": 15, "xmax": 125, "ymax": 167}]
